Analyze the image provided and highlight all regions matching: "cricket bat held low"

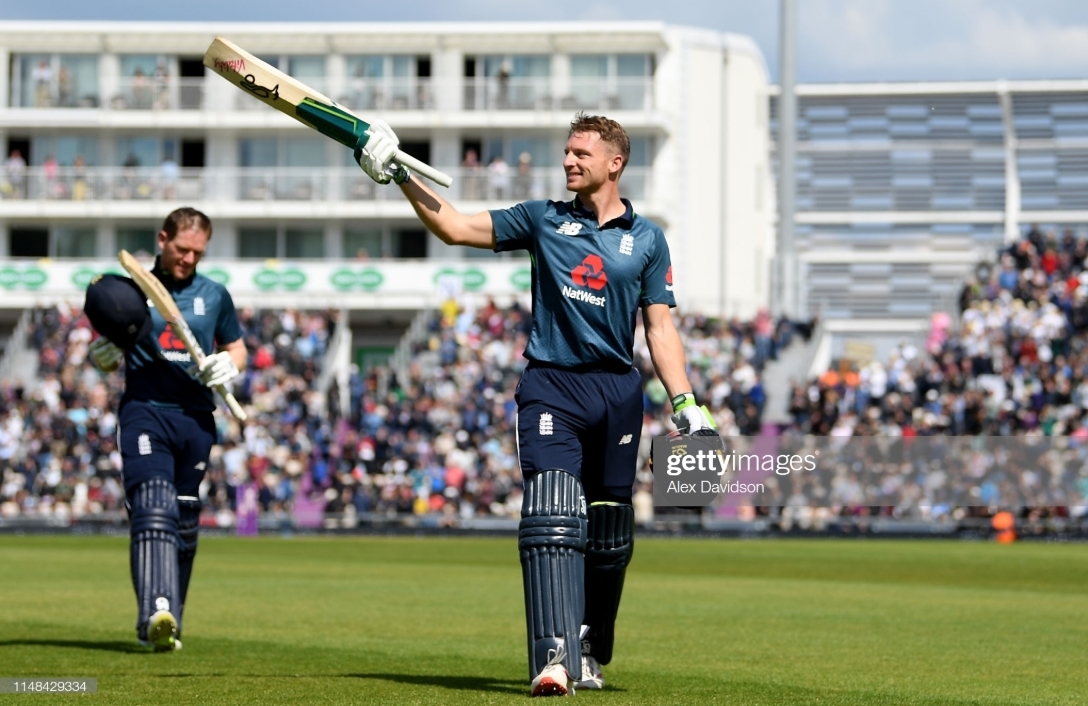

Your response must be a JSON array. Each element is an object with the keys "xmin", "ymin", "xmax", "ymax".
[
  {"xmin": 118, "ymin": 250, "xmax": 248, "ymax": 422},
  {"xmin": 203, "ymin": 36, "xmax": 452, "ymax": 188}
]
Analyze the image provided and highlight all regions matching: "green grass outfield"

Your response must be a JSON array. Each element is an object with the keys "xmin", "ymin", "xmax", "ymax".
[{"xmin": 0, "ymin": 535, "xmax": 1086, "ymax": 705}]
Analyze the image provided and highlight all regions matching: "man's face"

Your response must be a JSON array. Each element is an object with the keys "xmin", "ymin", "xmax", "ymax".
[
  {"xmin": 158, "ymin": 227, "xmax": 209, "ymax": 280},
  {"xmin": 563, "ymin": 132, "xmax": 623, "ymax": 193}
]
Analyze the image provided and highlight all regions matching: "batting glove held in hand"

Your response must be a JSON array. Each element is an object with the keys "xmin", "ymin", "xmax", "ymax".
[
  {"xmin": 190, "ymin": 351, "xmax": 239, "ymax": 389},
  {"xmin": 670, "ymin": 392, "xmax": 718, "ymax": 435},
  {"xmin": 89, "ymin": 337, "xmax": 123, "ymax": 373},
  {"xmin": 354, "ymin": 118, "xmax": 410, "ymax": 185}
]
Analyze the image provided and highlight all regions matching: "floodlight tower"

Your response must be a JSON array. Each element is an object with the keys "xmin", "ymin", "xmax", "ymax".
[{"xmin": 777, "ymin": 0, "xmax": 799, "ymax": 317}]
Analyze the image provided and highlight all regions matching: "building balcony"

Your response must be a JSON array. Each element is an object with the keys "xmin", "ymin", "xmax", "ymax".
[
  {"xmin": 0, "ymin": 166, "xmax": 654, "ymax": 216},
  {"xmin": 7, "ymin": 76, "xmax": 655, "ymax": 114}
]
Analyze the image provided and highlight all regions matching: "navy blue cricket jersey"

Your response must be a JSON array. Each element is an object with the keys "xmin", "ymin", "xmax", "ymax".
[
  {"xmin": 124, "ymin": 260, "xmax": 243, "ymax": 413},
  {"xmin": 491, "ymin": 197, "xmax": 675, "ymax": 368}
]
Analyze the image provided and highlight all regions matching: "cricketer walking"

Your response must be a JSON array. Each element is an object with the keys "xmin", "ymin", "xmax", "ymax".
[
  {"xmin": 356, "ymin": 113, "xmax": 719, "ymax": 695},
  {"xmin": 85, "ymin": 207, "xmax": 247, "ymax": 652}
]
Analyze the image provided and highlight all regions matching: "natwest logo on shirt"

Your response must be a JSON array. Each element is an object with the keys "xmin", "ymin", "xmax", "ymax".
[
  {"xmin": 564, "ymin": 254, "xmax": 608, "ymax": 307},
  {"xmin": 571, "ymin": 255, "xmax": 608, "ymax": 291},
  {"xmin": 158, "ymin": 325, "xmax": 192, "ymax": 363},
  {"xmin": 666, "ymin": 265, "xmax": 674, "ymax": 292}
]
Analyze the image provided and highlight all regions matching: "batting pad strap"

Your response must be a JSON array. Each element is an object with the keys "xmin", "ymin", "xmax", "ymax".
[{"xmin": 518, "ymin": 516, "xmax": 585, "ymax": 550}]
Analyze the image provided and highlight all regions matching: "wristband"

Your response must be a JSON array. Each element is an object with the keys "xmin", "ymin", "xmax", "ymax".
[
  {"xmin": 392, "ymin": 165, "xmax": 411, "ymax": 185},
  {"xmin": 671, "ymin": 392, "xmax": 696, "ymax": 412}
]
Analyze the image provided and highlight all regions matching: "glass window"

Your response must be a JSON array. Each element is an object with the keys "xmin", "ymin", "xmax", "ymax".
[
  {"xmin": 288, "ymin": 56, "xmax": 325, "ymax": 79},
  {"xmin": 616, "ymin": 54, "xmax": 650, "ymax": 77},
  {"xmin": 392, "ymin": 56, "xmax": 412, "ymax": 78},
  {"xmin": 629, "ymin": 137, "xmax": 651, "ymax": 167},
  {"xmin": 571, "ymin": 55, "xmax": 608, "ymax": 77},
  {"xmin": 285, "ymin": 228, "xmax": 324, "ymax": 259},
  {"xmin": 238, "ymin": 228, "xmax": 278, "ymax": 259},
  {"xmin": 116, "ymin": 228, "xmax": 158, "ymax": 257},
  {"xmin": 284, "ymin": 138, "xmax": 325, "ymax": 168},
  {"xmin": 120, "ymin": 55, "xmax": 159, "ymax": 78},
  {"xmin": 240, "ymin": 139, "xmax": 278, "ymax": 167},
  {"xmin": 509, "ymin": 137, "xmax": 553, "ymax": 168},
  {"xmin": 118, "ymin": 55, "xmax": 167, "ymax": 110},
  {"xmin": 346, "ymin": 56, "xmax": 384, "ymax": 78},
  {"xmin": 14, "ymin": 54, "xmax": 98, "ymax": 108},
  {"xmin": 59, "ymin": 55, "xmax": 99, "ymax": 108},
  {"xmin": 512, "ymin": 56, "xmax": 550, "ymax": 78},
  {"xmin": 18, "ymin": 54, "xmax": 52, "ymax": 107},
  {"xmin": 571, "ymin": 55, "xmax": 608, "ymax": 108},
  {"xmin": 31, "ymin": 136, "xmax": 99, "ymax": 167},
  {"xmin": 53, "ymin": 228, "xmax": 96, "ymax": 258},
  {"xmin": 344, "ymin": 229, "xmax": 385, "ymax": 259},
  {"xmin": 115, "ymin": 138, "xmax": 161, "ymax": 168}
]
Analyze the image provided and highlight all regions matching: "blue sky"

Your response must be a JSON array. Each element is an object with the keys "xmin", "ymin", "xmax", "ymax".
[{"xmin": 2, "ymin": 0, "xmax": 1087, "ymax": 82}]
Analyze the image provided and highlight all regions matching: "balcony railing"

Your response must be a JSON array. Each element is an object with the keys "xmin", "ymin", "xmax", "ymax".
[
  {"xmin": 335, "ymin": 78, "xmax": 435, "ymax": 111},
  {"xmin": 9, "ymin": 77, "xmax": 654, "ymax": 112},
  {"xmin": 463, "ymin": 77, "xmax": 654, "ymax": 111},
  {"xmin": 110, "ymin": 77, "xmax": 206, "ymax": 110},
  {"xmin": 0, "ymin": 166, "xmax": 653, "ymax": 203},
  {"xmin": 11, "ymin": 80, "xmax": 100, "ymax": 108},
  {"xmin": 463, "ymin": 77, "xmax": 554, "ymax": 111}
]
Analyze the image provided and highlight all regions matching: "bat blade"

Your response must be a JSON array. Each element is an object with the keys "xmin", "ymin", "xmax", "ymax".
[
  {"xmin": 203, "ymin": 36, "xmax": 452, "ymax": 187},
  {"xmin": 118, "ymin": 250, "xmax": 247, "ymax": 421}
]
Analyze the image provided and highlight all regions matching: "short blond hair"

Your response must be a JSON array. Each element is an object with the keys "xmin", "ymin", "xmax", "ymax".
[{"xmin": 569, "ymin": 112, "xmax": 631, "ymax": 172}]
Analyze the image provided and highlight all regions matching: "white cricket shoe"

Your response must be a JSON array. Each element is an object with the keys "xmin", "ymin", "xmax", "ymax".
[
  {"xmin": 574, "ymin": 655, "xmax": 605, "ymax": 690},
  {"xmin": 139, "ymin": 610, "xmax": 180, "ymax": 652},
  {"xmin": 531, "ymin": 663, "xmax": 571, "ymax": 697}
]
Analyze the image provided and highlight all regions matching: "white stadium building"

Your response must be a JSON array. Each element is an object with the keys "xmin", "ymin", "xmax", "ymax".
[
  {"xmin": 0, "ymin": 20, "xmax": 774, "ymax": 375},
  {"xmin": 1, "ymin": 20, "xmax": 1086, "ymax": 370}
]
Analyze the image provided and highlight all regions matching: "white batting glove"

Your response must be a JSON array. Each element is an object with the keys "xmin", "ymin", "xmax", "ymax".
[
  {"xmin": 354, "ymin": 118, "xmax": 410, "ymax": 185},
  {"xmin": 670, "ymin": 393, "xmax": 719, "ymax": 435},
  {"xmin": 190, "ymin": 351, "xmax": 240, "ymax": 388},
  {"xmin": 89, "ymin": 337, "xmax": 123, "ymax": 373}
]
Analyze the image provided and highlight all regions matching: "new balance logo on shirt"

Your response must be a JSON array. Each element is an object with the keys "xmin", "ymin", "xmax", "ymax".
[
  {"xmin": 556, "ymin": 222, "xmax": 583, "ymax": 236},
  {"xmin": 618, "ymin": 434, "xmax": 633, "ymax": 445}
]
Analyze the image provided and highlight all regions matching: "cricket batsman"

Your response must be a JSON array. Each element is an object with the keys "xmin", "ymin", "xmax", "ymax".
[
  {"xmin": 356, "ymin": 113, "xmax": 717, "ymax": 695},
  {"xmin": 85, "ymin": 207, "xmax": 247, "ymax": 651}
]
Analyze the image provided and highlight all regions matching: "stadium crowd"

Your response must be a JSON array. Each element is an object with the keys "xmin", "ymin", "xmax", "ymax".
[
  {"xmin": 778, "ymin": 225, "xmax": 1088, "ymax": 525},
  {"xmin": 0, "ymin": 296, "xmax": 785, "ymax": 526},
  {"xmin": 0, "ymin": 306, "xmax": 337, "ymax": 525}
]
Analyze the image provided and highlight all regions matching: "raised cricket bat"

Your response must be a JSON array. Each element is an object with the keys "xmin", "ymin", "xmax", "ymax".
[
  {"xmin": 118, "ymin": 250, "xmax": 248, "ymax": 422},
  {"xmin": 203, "ymin": 36, "xmax": 453, "ymax": 188}
]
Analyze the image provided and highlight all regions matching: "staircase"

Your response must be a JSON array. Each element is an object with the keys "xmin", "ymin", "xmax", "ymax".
[
  {"xmin": 759, "ymin": 320, "xmax": 824, "ymax": 425},
  {"xmin": 0, "ymin": 311, "xmax": 39, "ymax": 389}
]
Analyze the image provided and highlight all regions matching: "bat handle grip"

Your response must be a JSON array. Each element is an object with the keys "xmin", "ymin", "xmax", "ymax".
[
  {"xmin": 217, "ymin": 385, "xmax": 248, "ymax": 421},
  {"xmin": 393, "ymin": 150, "xmax": 453, "ymax": 188}
]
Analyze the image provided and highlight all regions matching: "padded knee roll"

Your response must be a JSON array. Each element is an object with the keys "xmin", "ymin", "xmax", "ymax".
[
  {"xmin": 519, "ymin": 469, "xmax": 587, "ymax": 682},
  {"xmin": 128, "ymin": 478, "xmax": 181, "ymax": 634},
  {"xmin": 583, "ymin": 502, "xmax": 634, "ymax": 665},
  {"xmin": 177, "ymin": 495, "xmax": 201, "ymax": 632}
]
